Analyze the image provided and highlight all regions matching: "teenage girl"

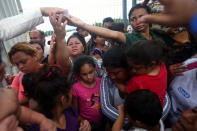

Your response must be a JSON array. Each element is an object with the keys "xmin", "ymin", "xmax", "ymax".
[
  {"xmin": 72, "ymin": 55, "xmax": 104, "ymax": 130},
  {"xmin": 22, "ymin": 65, "xmax": 91, "ymax": 131},
  {"xmin": 126, "ymin": 39, "xmax": 167, "ymax": 106}
]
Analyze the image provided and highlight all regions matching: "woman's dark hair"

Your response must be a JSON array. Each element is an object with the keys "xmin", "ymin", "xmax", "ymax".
[
  {"xmin": 126, "ymin": 39, "xmax": 167, "ymax": 66},
  {"xmin": 67, "ymin": 32, "xmax": 87, "ymax": 53},
  {"xmin": 125, "ymin": 90, "xmax": 162, "ymax": 126},
  {"xmin": 73, "ymin": 55, "xmax": 96, "ymax": 75},
  {"xmin": 29, "ymin": 41, "xmax": 44, "ymax": 52},
  {"xmin": 22, "ymin": 65, "xmax": 71, "ymax": 119},
  {"xmin": 103, "ymin": 46, "xmax": 128, "ymax": 68},
  {"xmin": 128, "ymin": 4, "xmax": 151, "ymax": 21}
]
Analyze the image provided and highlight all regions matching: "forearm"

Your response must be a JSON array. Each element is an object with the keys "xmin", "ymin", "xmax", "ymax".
[
  {"xmin": 48, "ymin": 53, "xmax": 56, "ymax": 65},
  {"xmin": 55, "ymin": 38, "xmax": 71, "ymax": 75},
  {"xmin": 18, "ymin": 106, "xmax": 45, "ymax": 125},
  {"xmin": 80, "ymin": 23, "xmax": 126, "ymax": 44},
  {"xmin": 112, "ymin": 113, "xmax": 124, "ymax": 131},
  {"xmin": 0, "ymin": 8, "xmax": 44, "ymax": 41}
]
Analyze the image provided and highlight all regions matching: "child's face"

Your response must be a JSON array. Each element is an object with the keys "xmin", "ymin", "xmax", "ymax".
[
  {"xmin": 79, "ymin": 64, "xmax": 96, "ymax": 84},
  {"xmin": 94, "ymin": 36, "xmax": 105, "ymax": 46}
]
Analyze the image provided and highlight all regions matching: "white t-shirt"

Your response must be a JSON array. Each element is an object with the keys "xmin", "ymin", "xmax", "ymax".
[{"xmin": 169, "ymin": 58, "xmax": 197, "ymax": 123}]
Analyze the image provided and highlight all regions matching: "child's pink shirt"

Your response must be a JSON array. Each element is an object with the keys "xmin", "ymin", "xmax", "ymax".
[{"xmin": 72, "ymin": 77, "xmax": 103, "ymax": 124}]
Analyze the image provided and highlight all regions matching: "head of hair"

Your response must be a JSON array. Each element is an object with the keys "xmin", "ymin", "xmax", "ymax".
[
  {"xmin": 30, "ymin": 30, "xmax": 45, "ymax": 39},
  {"xmin": 108, "ymin": 22, "xmax": 125, "ymax": 33},
  {"xmin": 128, "ymin": 4, "xmax": 151, "ymax": 21},
  {"xmin": 90, "ymin": 33, "xmax": 100, "ymax": 46},
  {"xmin": 8, "ymin": 42, "xmax": 37, "ymax": 64},
  {"xmin": 76, "ymin": 27, "xmax": 85, "ymax": 32},
  {"xmin": 126, "ymin": 40, "xmax": 167, "ymax": 66},
  {"xmin": 125, "ymin": 90, "xmax": 162, "ymax": 127},
  {"xmin": 29, "ymin": 41, "xmax": 44, "ymax": 52},
  {"xmin": 103, "ymin": 46, "xmax": 128, "ymax": 68},
  {"xmin": 103, "ymin": 17, "xmax": 114, "ymax": 24},
  {"xmin": 73, "ymin": 55, "xmax": 96, "ymax": 75},
  {"xmin": 22, "ymin": 65, "xmax": 71, "ymax": 119},
  {"xmin": 67, "ymin": 32, "xmax": 87, "ymax": 53}
]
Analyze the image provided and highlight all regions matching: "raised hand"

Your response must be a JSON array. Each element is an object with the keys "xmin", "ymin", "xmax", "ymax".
[
  {"xmin": 49, "ymin": 13, "xmax": 67, "ymax": 39},
  {"xmin": 63, "ymin": 15, "xmax": 85, "ymax": 27}
]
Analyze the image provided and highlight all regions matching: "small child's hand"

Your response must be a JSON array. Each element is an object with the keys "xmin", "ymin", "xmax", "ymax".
[
  {"xmin": 79, "ymin": 120, "xmax": 91, "ymax": 131},
  {"xmin": 169, "ymin": 63, "xmax": 187, "ymax": 77}
]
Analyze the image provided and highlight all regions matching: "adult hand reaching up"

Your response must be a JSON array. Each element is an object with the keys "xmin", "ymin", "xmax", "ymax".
[{"xmin": 64, "ymin": 15, "xmax": 86, "ymax": 27}]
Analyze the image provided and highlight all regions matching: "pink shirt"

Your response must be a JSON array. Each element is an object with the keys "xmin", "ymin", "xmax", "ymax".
[
  {"xmin": 72, "ymin": 78, "xmax": 103, "ymax": 124},
  {"xmin": 12, "ymin": 72, "xmax": 24, "ymax": 102}
]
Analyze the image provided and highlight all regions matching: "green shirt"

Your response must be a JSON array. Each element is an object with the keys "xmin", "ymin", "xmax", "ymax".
[{"xmin": 125, "ymin": 30, "xmax": 175, "ymax": 48}]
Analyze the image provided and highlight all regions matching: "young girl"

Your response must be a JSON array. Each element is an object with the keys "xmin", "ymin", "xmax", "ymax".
[
  {"xmin": 72, "ymin": 55, "xmax": 104, "ymax": 130},
  {"xmin": 90, "ymin": 33, "xmax": 107, "ymax": 61},
  {"xmin": 126, "ymin": 40, "xmax": 167, "ymax": 106},
  {"xmin": 22, "ymin": 65, "xmax": 91, "ymax": 131}
]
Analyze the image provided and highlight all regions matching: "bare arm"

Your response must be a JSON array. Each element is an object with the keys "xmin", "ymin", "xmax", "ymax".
[
  {"xmin": 112, "ymin": 105, "xmax": 125, "ymax": 131},
  {"xmin": 48, "ymin": 34, "xmax": 56, "ymax": 65},
  {"xmin": 65, "ymin": 15, "xmax": 126, "ymax": 44},
  {"xmin": 18, "ymin": 106, "xmax": 56, "ymax": 131},
  {"xmin": 0, "ymin": 7, "xmax": 64, "ymax": 41},
  {"xmin": 0, "ymin": 88, "xmax": 18, "ymax": 121},
  {"xmin": 49, "ymin": 14, "xmax": 71, "ymax": 76}
]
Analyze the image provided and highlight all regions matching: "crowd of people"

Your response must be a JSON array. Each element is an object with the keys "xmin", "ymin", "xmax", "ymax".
[{"xmin": 0, "ymin": 0, "xmax": 197, "ymax": 130}]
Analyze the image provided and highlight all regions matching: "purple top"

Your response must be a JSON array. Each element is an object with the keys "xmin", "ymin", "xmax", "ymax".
[{"xmin": 29, "ymin": 106, "xmax": 79, "ymax": 131}]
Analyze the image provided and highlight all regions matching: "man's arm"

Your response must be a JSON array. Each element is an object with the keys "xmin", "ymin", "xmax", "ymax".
[
  {"xmin": 65, "ymin": 15, "xmax": 127, "ymax": 44},
  {"xmin": 0, "ymin": 7, "xmax": 64, "ymax": 41},
  {"xmin": 100, "ymin": 75, "xmax": 120, "ymax": 121}
]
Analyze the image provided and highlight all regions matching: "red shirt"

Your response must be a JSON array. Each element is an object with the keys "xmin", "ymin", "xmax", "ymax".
[{"xmin": 126, "ymin": 63, "xmax": 167, "ymax": 106}]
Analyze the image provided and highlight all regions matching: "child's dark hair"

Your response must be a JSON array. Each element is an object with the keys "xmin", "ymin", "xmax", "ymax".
[
  {"xmin": 126, "ymin": 39, "xmax": 167, "ymax": 66},
  {"xmin": 22, "ymin": 65, "xmax": 71, "ymax": 119},
  {"xmin": 73, "ymin": 55, "xmax": 96, "ymax": 75},
  {"xmin": 125, "ymin": 90, "xmax": 162, "ymax": 127},
  {"xmin": 108, "ymin": 22, "xmax": 125, "ymax": 33},
  {"xmin": 128, "ymin": 4, "xmax": 151, "ymax": 21},
  {"xmin": 29, "ymin": 41, "xmax": 44, "ymax": 52},
  {"xmin": 103, "ymin": 46, "xmax": 128, "ymax": 68},
  {"xmin": 103, "ymin": 17, "xmax": 114, "ymax": 24}
]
